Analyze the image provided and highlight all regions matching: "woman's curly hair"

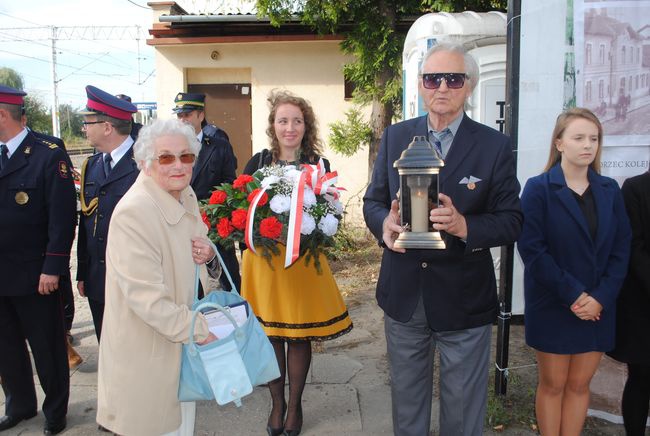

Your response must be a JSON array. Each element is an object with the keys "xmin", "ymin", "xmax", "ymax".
[{"xmin": 266, "ymin": 90, "xmax": 323, "ymax": 163}]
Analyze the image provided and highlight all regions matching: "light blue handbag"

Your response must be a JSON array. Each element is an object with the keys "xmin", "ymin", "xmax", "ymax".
[{"xmin": 178, "ymin": 243, "xmax": 280, "ymax": 406}]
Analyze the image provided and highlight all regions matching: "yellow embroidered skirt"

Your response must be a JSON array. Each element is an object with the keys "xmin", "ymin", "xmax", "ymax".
[{"xmin": 241, "ymin": 245, "xmax": 353, "ymax": 341}]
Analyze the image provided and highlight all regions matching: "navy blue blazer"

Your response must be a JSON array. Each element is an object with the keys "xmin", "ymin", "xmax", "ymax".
[
  {"xmin": 0, "ymin": 131, "xmax": 77, "ymax": 296},
  {"xmin": 363, "ymin": 114, "xmax": 522, "ymax": 331},
  {"xmin": 76, "ymin": 147, "xmax": 139, "ymax": 302},
  {"xmin": 518, "ymin": 164, "xmax": 631, "ymax": 353},
  {"xmin": 190, "ymin": 126, "xmax": 237, "ymax": 201}
]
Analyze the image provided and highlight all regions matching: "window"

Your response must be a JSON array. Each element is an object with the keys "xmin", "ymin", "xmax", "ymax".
[
  {"xmin": 637, "ymin": 47, "xmax": 641, "ymax": 64},
  {"xmin": 598, "ymin": 80, "xmax": 604, "ymax": 99},
  {"xmin": 599, "ymin": 44, "xmax": 605, "ymax": 64},
  {"xmin": 622, "ymin": 46, "xmax": 626, "ymax": 64},
  {"xmin": 630, "ymin": 46, "xmax": 634, "ymax": 63},
  {"xmin": 585, "ymin": 81, "xmax": 592, "ymax": 102},
  {"xmin": 586, "ymin": 43, "xmax": 592, "ymax": 65},
  {"xmin": 629, "ymin": 76, "xmax": 633, "ymax": 92},
  {"xmin": 635, "ymin": 75, "xmax": 639, "ymax": 90}
]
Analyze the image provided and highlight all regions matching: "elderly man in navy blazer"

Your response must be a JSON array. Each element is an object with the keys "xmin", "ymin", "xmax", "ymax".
[
  {"xmin": 76, "ymin": 85, "xmax": 139, "ymax": 341},
  {"xmin": 363, "ymin": 43, "xmax": 522, "ymax": 435}
]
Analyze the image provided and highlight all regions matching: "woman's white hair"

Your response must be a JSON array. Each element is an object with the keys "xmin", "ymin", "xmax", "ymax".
[
  {"xmin": 419, "ymin": 42, "xmax": 480, "ymax": 92},
  {"xmin": 133, "ymin": 118, "xmax": 201, "ymax": 170}
]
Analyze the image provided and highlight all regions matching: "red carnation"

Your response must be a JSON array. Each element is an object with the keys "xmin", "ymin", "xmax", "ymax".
[
  {"xmin": 259, "ymin": 216, "xmax": 283, "ymax": 240},
  {"xmin": 247, "ymin": 189, "xmax": 268, "ymax": 206},
  {"xmin": 208, "ymin": 190, "xmax": 227, "ymax": 205},
  {"xmin": 231, "ymin": 209, "xmax": 248, "ymax": 230},
  {"xmin": 216, "ymin": 217, "xmax": 234, "ymax": 238},
  {"xmin": 201, "ymin": 211, "xmax": 211, "ymax": 229},
  {"xmin": 233, "ymin": 174, "xmax": 254, "ymax": 191}
]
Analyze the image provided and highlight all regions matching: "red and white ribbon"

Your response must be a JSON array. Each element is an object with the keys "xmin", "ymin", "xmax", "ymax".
[
  {"xmin": 304, "ymin": 158, "xmax": 344, "ymax": 199},
  {"xmin": 284, "ymin": 171, "xmax": 306, "ymax": 268},
  {"xmin": 244, "ymin": 186, "xmax": 270, "ymax": 254}
]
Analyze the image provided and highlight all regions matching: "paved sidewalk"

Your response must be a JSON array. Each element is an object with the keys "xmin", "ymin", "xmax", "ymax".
[{"xmin": 0, "ymin": 283, "xmax": 405, "ymax": 436}]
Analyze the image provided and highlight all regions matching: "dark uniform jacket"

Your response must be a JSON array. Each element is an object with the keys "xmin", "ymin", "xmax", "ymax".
[
  {"xmin": 608, "ymin": 171, "xmax": 650, "ymax": 363},
  {"xmin": 191, "ymin": 125, "xmax": 237, "ymax": 200},
  {"xmin": 76, "ymin": 146, "xmax": 139, "ymax": 302},
  {"xmin": 363, "ymin": 114, "xmax": 523, "ymax": 332},
  {"xmin": 0, "ymin": 131, "xmax": 77, "ymax": 295}
]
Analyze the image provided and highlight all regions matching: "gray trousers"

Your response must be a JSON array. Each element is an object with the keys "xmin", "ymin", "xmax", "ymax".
[{"xmin": 384, "ymin": 297, "xmax": 492, "ymax": 436}]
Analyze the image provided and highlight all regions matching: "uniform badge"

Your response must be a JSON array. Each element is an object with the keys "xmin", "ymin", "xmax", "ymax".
[
  {"xmin": 459, "ymin": 176, "xmax": 482, "ymax": 190},
  {"xmin": 58, "ymin": 161, "xmax": 69, "ymax": 178},
  {"xmin": 24, "ymin": 146, "xmax": 31, "ymax": 154},
  {"xmin": 15, "ymin": 191, "xmax": 29, "ymax": 205}
]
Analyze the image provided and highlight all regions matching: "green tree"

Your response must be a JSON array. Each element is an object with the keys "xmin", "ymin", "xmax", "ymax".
[
  {"xmin": 256, "ymin": 0, "xmax": 506, "ymax": 177},
  {"xmin": 0, "ymin": 67, "xmax": 52, "ymax": 134},
  {"xmin": 58, "ymin": 103, "xmax": 83, "ymax": 141},
  {"xmin": 0, "ymin": 67, "xmax": 25, "ymax": 89},
  {"xmin": 24, "ymin": 97, "xmax": 52, "ymax": 134}
]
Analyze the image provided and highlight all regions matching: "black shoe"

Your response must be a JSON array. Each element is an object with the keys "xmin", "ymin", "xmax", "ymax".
[
  {"xmin": 266, "ymin": 424, "xmax": 284, "ymax": 436},
  {"xmin": 43, "ymin": 417, "xmax": 66, "ymax": 435},
  {"xmin": 0, "ymin": 412, "xmax": 37, "ymax": 431},
  {"xmin": 266, "ymin": 401, "xmax": 286, "ymax": 436},
  {"xmin": 283, "ymin": 404, "xmax": 302, "ymax": 436},
  {"xmin": 98, "ymin": 424, "xmax": 110, "ymax": 432}
]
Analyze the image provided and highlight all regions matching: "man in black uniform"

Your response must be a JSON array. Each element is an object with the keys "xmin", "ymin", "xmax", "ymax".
[
  {"xmin": 27, "ymin": 127, "xmax": 83, "ymax": 369},
  {"xmin": 115, "ymin": 93, "xmax": 143, "ymax": 139},
  {"xmin": 173, "ymin": 92, "xmax": 241, "ymax": 291},
  {"xmin": 0, "ymin": 85, "xmax": 76, "ymax": 435},
  {"xmin": 76, "ymin": 86, "xmax": 139, "ymax": 341}
]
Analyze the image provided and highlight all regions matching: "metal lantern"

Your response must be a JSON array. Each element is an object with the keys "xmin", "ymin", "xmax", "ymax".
[{"xmin": 393, "ymin": 135, "xmax": 446, "ymax": 250}]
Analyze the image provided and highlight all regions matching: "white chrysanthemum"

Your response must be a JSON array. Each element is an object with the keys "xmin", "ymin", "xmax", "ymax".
[
  {"xmin": 261, "ymin": 175, "xmax": 280, "ymax": 188},
  {"xmin": 318, "ymin": 214, "xmax": 339, "ymax": 236},
  {"xmin": 302, "ymin": 187, "xmax": 317, "ymax": 207},
  {"xmin": 300, "ymin": 213, "xmax": 316, "ymax": 235},
  {"xmin": 332, "ymin": 199, "xmax": 344, "ymax": 215},
  {"xmin": 270, "ymin": 195, "xmax": 291, "ymax": 214},
  {"xmin": 284, "ymin": 168, "xmax": 302, "ymax": 183}
]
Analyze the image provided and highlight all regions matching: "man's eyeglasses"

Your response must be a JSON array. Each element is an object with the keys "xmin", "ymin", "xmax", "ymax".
[
  {"xmin": 156, "ymin": 153, "xmax": 196, "ymax": 165},
  {"xmin": 82, "ymin": 121, "xmax": 106, "ymax": 126},
  {"xmin": 421, "ymin": 73, "xmax": 467, "ymax": 90}
]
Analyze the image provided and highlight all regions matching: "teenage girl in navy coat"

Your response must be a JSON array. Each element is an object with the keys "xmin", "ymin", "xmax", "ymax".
[{"xmin": 518, "ymin": 108, "xmax": 631, "ymax": 436}]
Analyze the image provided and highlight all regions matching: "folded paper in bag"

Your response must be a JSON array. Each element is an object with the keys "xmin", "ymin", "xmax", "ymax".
[{"xmin": 204, "ymin": 302, "xmax": 248, "ymax": 339}]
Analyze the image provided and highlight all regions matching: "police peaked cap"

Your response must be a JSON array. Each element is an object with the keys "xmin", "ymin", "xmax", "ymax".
[
  {"xmin": 79, "ymin": 85, "xmax": 137, "ymax": 121},
  {"xmin": 0, "ymin": 85, "xmax": 27, "ymax": 105},
  {"xmin": 172, "ymin": 92, "xmax": 206, "ymax": 114}
]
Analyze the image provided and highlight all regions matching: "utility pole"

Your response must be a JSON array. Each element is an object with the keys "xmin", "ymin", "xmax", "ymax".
[
  {"xmin": 50, "ymin": 26, "xmax": 60, "ymax": 138},
  {"xmin": 1, "ymin": 25, "xmax": 147, "ymax": 136}
]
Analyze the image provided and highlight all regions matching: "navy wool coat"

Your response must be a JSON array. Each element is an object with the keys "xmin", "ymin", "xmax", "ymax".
[{"xmin": 518, "ymin": 164, "xmax": 631, "ymax": 354}]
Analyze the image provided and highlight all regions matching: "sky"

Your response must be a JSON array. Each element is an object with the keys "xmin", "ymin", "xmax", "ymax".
[
  {"xmin": 0, "ymin": 1, "xmax": 257, "ymax": 110},
  {"xmin": 0, "ymin": 0, "xmax": 162, "ymax": 109}
]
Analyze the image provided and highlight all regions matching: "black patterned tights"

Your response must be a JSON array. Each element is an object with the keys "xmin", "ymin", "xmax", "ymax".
[{"xmin": 267, "ymin": 339, "xmax": 312, "ymax": 432}]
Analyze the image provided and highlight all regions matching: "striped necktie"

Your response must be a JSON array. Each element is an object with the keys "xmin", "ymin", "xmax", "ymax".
[
  {"xmin": 0, "ymin": 143, "xmax": 8, "ymax": 171},
  {"xmin": 103, "ymin": 153, "xmax": 113, "ymax": 178},
  {"xmin": 430, "ymin": 128, "xmax": 451, "ymax": 158}
]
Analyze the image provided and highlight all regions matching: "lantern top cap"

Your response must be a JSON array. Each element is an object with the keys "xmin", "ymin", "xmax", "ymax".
[{"xmin": 393, "ymin": 135, "xmax": 445, "ymax": 169}]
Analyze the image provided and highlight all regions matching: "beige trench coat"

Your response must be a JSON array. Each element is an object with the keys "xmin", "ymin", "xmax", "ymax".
[{"xmin": 96, "ymin": 173, "xmax": 210, "ymax": 435}]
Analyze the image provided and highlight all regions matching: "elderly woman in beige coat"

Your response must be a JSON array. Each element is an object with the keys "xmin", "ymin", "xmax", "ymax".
[{"xmin": 96, "ymin": 118, "xmax": 218, "ymax": 435}]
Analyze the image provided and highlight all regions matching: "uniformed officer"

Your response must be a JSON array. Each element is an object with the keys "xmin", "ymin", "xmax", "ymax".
[
  {"xmin": 76, "ymin": 85, "xmax": 139, "ymax": 341},
  {"xmin": 115, "ymin": 93, "xmax": 143, "ymax": 140},
  {"xmin": 27, "ymin": 127, "xmax": 83, "ymax": 369},
  {"xmin": 173, "ymin": 92, "xmax": 241, "ymax": 291},
  {"xmin": 0, "ymin": 85, "xmax": 76, "ymax": 435}
]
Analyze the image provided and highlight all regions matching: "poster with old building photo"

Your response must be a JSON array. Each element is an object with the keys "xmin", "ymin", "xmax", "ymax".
[{"xmin": 574, "ymin": 0, "xmax": 650, "ymax": 184}]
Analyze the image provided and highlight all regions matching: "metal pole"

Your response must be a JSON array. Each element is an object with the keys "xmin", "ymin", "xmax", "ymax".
[
  {"xmin": 50, "ymin": 26, "xmax": 60, "ymax": 137},
  {"xmin": 495, "ymin": 0, "xmax": 521, "ymax": 397}
]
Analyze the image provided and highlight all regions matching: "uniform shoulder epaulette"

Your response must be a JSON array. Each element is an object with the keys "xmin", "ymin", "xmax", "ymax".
[{"xmin": 33, "ymin": 137, "xmax": 60, "ymax": 150}]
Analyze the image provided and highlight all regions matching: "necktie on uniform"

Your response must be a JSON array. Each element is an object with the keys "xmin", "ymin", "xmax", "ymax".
[
  {"xmin": 430, "ymin": 128, "xmax": 451, "ymax": 158},
  {"xmin": 0, "ymin": 143, "xmax": 8, "ymax": 171},
  {"xmin": 103, "ymin": 153, "xmax": 112, "ymax": 178}
]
